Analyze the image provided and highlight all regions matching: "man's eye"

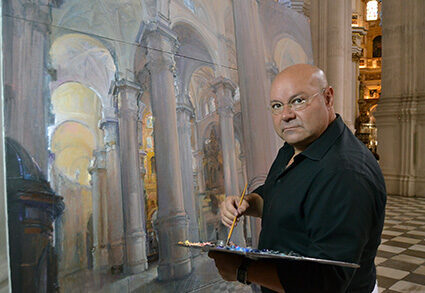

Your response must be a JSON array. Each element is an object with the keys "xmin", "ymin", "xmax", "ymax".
[
  {"xmin": 271, "ymin": 103, "xmax": 283, "ymax": 109},
  {"xmin": 290, "ymin": 97, "xmax": 306, "ymax": 105}
]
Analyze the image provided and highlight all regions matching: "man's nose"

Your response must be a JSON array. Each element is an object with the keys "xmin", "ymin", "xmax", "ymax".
[{"xmin": 280, "ymin": 104, "xmax": 296, "ymax": 121}]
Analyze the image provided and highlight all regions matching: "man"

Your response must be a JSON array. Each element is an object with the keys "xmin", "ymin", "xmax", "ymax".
[{"xmin": 209, "ymin": 64, "xmax": 386, "ymax": 292}]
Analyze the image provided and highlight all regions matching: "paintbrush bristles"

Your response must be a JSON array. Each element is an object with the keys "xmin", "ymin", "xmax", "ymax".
[{"xmin": 225, "ymin": 183, "xmax": 248, "ymax": 246}]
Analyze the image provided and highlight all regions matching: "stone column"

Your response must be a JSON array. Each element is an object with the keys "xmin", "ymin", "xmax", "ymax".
[
  {"xmin": 310, "ymin": 0, "xmax": 354, "ymax": 129},
  {"xmin": 114, "ymin": 79, "xmax": 148, "ymax": 273},
  {"xmin": 233, "ymin": 0, "xmax": 278, "ymax": 247},
  {"xmin": 99, "ymin": 114, "xmax": 126, "ymax": 271},
  {"xmin": 176, "ymin": 94, "xmax": 200, "ymax": 245},
  {"xmin": 141, "ymin": 19, "xmax": 191, "ymax": 280},
  {"xmin": 88, "ymin": 149, "xmax": 109, "ymax": 270},
  {"xmin": 352, "ymin": 26, "xmax": 368, "ymax": 132},
  {"xmin": 212, "ymin": 77, "xmax": 244, "ymax": 245},
  {"xmin": 3, "ymin": 1, "xmax": 51, "ymax": 173},
  {"xmin": 375, "ymin": 0, "xmax": 425, "ymax": 197},
  {"xmin": 193, "ymin": 150, "xmax": 208, "ymax": 240},
  {"xmin": 0, "ymin": 4, "xmax": 11, "ymax": 289}
]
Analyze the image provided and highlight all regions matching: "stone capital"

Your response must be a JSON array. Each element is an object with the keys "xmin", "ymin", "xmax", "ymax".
[
  {"xmin": 211, "ymin": 77, "xmax": 237, "ymax": 110},
  {"xmin": 89, "ymin": 149, "xmax": 107, "ymax": 173},
  {"xmin": 113, "ymin": 79, "xmax": 143, "ymax": 101},
  {"xmin": 140, "ymin": 20, "xmax": 179, "ymax": 74},
  {"xmin": 99, "ymin": 117, "xmax": 119, "ymax": 130},
  {"xmin": 217, "ymin": 105, "xmax": 235, "ymax": 118},
  {"xmin": 176, "ymin": 94, "xmax": 195, "ymax": 118},
  {"xmin": 113, "ymin": 79, "xmax": 143, "ymax": 118},
  {"xmin": 176, "ymin": 102, "xmax": 195, "ymax": 118},
  {"xmin": 102, "ymin": 106, "xmax": 118, "ymax": 120},
  {"xmin": 211, "ymin": 77, "xmax": 237, "ymax": 96}
]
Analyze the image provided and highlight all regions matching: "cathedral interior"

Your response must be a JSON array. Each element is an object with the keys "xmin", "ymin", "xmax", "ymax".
[{"xmin": 0, "ymin": 0, "xmax": 424, "ymax": 292}]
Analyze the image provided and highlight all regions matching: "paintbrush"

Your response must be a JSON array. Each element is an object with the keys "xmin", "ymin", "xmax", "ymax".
[{"xmin": 225, "ymin": 183, "xmax": 248, "ymax": 246}]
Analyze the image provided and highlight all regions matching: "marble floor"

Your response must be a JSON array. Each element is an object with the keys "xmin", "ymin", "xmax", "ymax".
[{"xmin": 376, "ymin": 195, "xmax": 425, "ymax": 293}]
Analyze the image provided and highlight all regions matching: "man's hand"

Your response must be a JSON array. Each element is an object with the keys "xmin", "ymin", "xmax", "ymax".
[
  {"xmin": 220, "ymin": 196, "xmax": 250, "ymax": 228},
  {"xmin": 208, "ymin": 251, "xmax": 244, "ymax": 281}
]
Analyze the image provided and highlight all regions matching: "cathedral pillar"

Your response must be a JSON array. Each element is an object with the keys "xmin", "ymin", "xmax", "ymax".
[
  {"xmin": 99, "ymin": 113, "xmax": 125, "ymax": 271},
  {"xmin": 88, "ymin": 149, "xmax": 109, "ymax": 270},
  {"xmin": 310, "ymin": 0, "xmax": 354, "ymax": 129},
  {"xmin": 212, "ymin": 77, "xmax": 244, "ymax": 245},
  {"xmin": 375, "ymin": 0, "xmax": 425, "ymax": 197},
  {"xmin": 193, "ymin": 150, "xmax": 208, "ymax": 240},
  {"xmin": 3, "ymin": 1, "xmax": 51, "ymax": 172},
  {"xmin": 352, "ymin": 26, "xmax": 368, "ymax": 130},
  {"xmin": 176, "ymin": 94, "xmax": 200, "ymax": 246},
  {"xmin": 114, "ymin": 79, "xmax": 148, "ymax": 273},
  {"xmin": 141, "ymin": 19, "xmax": 191, "ymax": 280},
  {"xmin": 232, "ymin": 0, "xmax": 277, "ymax": 247}
]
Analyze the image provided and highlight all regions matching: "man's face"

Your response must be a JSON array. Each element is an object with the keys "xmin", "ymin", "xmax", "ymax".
[{"xmin": 270, "ymin": 75, "xmax": 334, "ymax": 153}]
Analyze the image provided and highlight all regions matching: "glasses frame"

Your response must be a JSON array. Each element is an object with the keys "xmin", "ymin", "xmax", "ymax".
[{"xmin": 268, "ymin": 88, "xmax": 327, "ymax": 115}]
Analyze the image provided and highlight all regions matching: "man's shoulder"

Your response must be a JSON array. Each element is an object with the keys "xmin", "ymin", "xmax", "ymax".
[{"xmin": 317, "ymin": 128, "xmax": 385, "ymax": 187}]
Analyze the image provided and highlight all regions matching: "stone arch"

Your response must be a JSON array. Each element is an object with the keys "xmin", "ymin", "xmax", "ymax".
[
  {"xmin": 50, "ymin": 82, "xmax": 104, "ymax": 145},
  {"xmin": 50, "ymin": 121, "xmax": 96, "ymax": 187},
  {"xmin": 188, "ymin": 66, "xmax": 216, "ymax": 119},
  {"xmin": 50, "ymin": 121, "xmax": 96, "ymax": 274},
  {"xmin": 172, "ymin": 20, "xmax": 218, "ymax": 93},
  {"xmin": 273, "ymin": 36, "xmax": 308, "ymax": 71},
  {"xmin": 50, "ymin": 33, "xmax": 117, "ymax": 106},
  {"xmin": 202, "ymin": 121, "xmax": 219, "ymax": 143}
]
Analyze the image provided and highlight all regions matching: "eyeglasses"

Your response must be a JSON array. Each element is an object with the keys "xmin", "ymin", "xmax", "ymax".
[{"xmin": 269, "ymin": 88, "xmax": 326, "ymax": 115}]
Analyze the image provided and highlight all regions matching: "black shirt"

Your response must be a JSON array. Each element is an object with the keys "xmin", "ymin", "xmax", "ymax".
[{"xmin": 254, "ymin": 115, "xmax": 386, "ymax": 293}]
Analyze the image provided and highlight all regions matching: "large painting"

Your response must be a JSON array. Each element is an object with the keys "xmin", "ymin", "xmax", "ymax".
[{"xmin": 0, "ymin": 0, "xmax": 312, "ymax": 291}]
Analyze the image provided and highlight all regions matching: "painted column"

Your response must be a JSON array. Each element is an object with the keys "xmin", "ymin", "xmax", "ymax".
[
  {"xmin": 176, "ymin": 94, "xmax": 200, "ymax": 245},
  {"xmin": 193, "ymin": 150, "xmax": 208, "ymax": 241},
  {"xmin": 88, "ymin": 149, "xmax": 109, "ymax": 270},
  {"xmin": 233, "ymin": 0, "xmax": 277, "ymax": 247},
  {"xmin": 115, "ymin": 79, "xmax": 148, "ymax": 273},
  {"xmin": 310, "ymin": 0, "xmax": 354, "ymax": 129},
  {"xmin": 3, "ymin": 1, "xmax": 51, "ymax": 173},
  {"xmin": 212, "ymin": 77, "xmax": 244, "ymax": 245},
  {"xmin": 375, "ymin": 0, "xmax": 425, "ymax": 197},
  {"xmin": 99, "ymin": 112, "xmax": 126, "ymax": 272},
  {"xmin": 141, "ymin": 19, "xmax": 191, "ymax": 280}
]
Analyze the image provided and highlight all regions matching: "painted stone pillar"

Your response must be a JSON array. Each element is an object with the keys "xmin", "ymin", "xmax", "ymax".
[
  {"xmin": 99, "ymin": 113, "xmax": 125, "ymax": 271},
  {"xmin": 233, "ymin": 0, "xmax": 277, "ymax": 247},
  {"xmin": 3, "ymin": 1, "xmax": 51, "ymax": 173},
  {"xmin": 193, "ymin": 150, "xmax": 208, "ymax": 241},
  {"xmin": 375, "ymin": 0, "xmax": 425, "ymax": 197},
  {"xmin": 115, "ymin": 79, "xmax": 148, "ymax": 273},
  {"xmin": 88, "ymin": 149, "xmax": 109, "ymax": 270},
  {"xmin": 310, "ymin": 0, "xmax": 354, "ymax": 129},
  {"xmin": 141, "ymin": 19, "xmax": 191, "ymax": 280},
  {"xmin": 212, "ymin": 77, "xmax": 244, "ymax": 245},
  {"xmin": 176, "ymin": 94, "xmax": 200, "ymax": 245}
]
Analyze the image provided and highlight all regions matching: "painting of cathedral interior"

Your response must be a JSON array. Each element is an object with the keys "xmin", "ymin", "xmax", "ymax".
[{"xmin": 1, "ymin": 0, "xmax": 425, "ymax": 292}]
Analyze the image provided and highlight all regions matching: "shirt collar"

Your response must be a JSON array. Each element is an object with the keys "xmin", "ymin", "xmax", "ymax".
[{"xmin": 300, "ymin": 114, "xmax": 345, "ymax": 161}]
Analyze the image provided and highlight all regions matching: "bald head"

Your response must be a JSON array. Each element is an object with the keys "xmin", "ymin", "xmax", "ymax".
[{"xmin": 272, "ymin": 64, "xmax": 328, "ymax": 93}]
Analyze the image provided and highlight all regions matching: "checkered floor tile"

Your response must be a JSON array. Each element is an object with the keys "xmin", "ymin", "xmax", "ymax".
[{"xmin": 376, "ymin": 195, "xmax": 425, "ymax": 293}]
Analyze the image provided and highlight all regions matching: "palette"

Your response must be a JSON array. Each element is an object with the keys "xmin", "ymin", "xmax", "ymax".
[{"xmin": 178, "ymin": 240, "xmax": 360, "ymax": 269}]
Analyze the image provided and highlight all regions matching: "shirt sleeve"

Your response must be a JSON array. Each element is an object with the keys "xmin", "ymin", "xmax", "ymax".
[{"xmin": 275, "ymin": 169, "xmax": 382, "ymax": 292}]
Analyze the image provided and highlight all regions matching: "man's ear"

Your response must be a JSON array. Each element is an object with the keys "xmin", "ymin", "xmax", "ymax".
[{"xmin": 324, "ymin": 86, "xmax": 334, "ymax": 108}]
